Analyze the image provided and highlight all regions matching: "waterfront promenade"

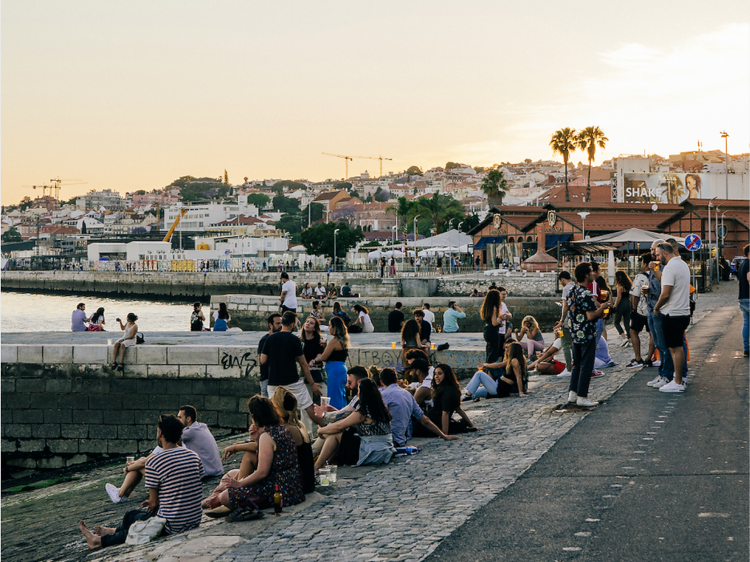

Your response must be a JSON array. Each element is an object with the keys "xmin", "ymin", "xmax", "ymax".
[{"xmin": 1, "ymin": 284, "xmax": 745, "ymax": 562}]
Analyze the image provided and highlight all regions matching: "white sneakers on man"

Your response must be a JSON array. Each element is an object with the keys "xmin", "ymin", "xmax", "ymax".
[
  {"xmin": 659, "ymin": 380, "xmax": 686, "ymax": 393},
  {"xmin": 557, "ymin": 369, "xmax": 571, "ymax": 377},
  {"xmin": 577, "ymin": 397, "xmax": 599, "ymax": 407},
  {"xmin": 568, "ymin": 390, "xmax": 578, "ymax": 403},
  {"xmin": 652, "ymin": 377, "xmax": 670, "ymax": 388},
  {"xmin": 647, "ymin": 375, "xmax": 666, "ymax": 387}
]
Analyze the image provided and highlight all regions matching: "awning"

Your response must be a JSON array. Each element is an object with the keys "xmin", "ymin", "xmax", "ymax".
[
  {"xmin": 546, "ymin": 233, "xmax": 572, "ymax": 249},
  {"xmin": 475, "ymin": 235, "xmax": 507, "ymax": 250}
]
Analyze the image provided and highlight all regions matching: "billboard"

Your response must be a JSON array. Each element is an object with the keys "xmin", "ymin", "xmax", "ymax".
[{"xmin": 623, "ymin": 173, "xmax": 707, "ymax": 204}]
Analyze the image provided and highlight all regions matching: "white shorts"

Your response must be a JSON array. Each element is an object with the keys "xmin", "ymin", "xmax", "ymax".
[{"xmin": 267, "ymin": 379, "xmax": 313, "ymax": 411}]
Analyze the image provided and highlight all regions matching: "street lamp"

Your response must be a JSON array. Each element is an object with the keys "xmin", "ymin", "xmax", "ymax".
[
  {"xmin": 577, "ymin": 212, "xmax": 590, "ymax": 241},
  {"xmin": 334, "ymin": 228, "xmax": 340, "ymax": 272},
  {"xmin": 708, "ymin": 196, "xmax": 717, "ymax": 289},
  {"xmin": 720, "ymin": 131, "xmax": 729, "ymax": 199}
]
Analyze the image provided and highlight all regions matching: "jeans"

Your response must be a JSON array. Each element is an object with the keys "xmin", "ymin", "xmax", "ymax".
[
  {"xmin": 260, "ymin": 380, "xmax": 268, "ymax": 398},
  {"xmin": 570, "ymin": 338, "xmax": 597, "ymax": 398},
  {"xmin": 100, "ymin": 510, "xmax": 157, "ymax": 547},
  {"xmin": 466, "ymin": 371, "xmax": 499, "ymax": 398},
  {"xmin": 595, "ymin": 318, "xmax": 604, "ymax": 341},
  {"xmin": 741, "ymin": 299, "xmax": 750, "ymax": 352}
]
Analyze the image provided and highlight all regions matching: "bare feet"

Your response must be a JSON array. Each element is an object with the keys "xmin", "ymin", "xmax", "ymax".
[
  {"xmin": 93, "ymin": 525, "xmax": 116, "ymax": 536},
  {"xmin": 78, "ymin": 520, "xmax": 102, "ymax": 550}
]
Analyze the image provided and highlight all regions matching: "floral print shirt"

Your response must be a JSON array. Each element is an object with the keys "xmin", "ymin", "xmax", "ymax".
[{"xmin": 566, "ymin": 284, "xmax": 598, "ymax": 344}]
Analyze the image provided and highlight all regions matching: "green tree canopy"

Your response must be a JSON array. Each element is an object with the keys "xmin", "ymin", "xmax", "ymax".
[
  {"xmin": 301, "ymin": 202, "xmax": 324, "ymax": 228},
  {"xmin": 550, "ymin": 127, "xmax": 578, "ymax": 202},
  {"xmin": 445, "ymin": 162, "xmax": 461, "ymax": 170},
  {"xmin": 481, "ymin": 169, "xmax": 509, "ymax": 208},
  {"xmin": 460, "ymin": 213, "xmax": 480, "ymax": 233},
  {"xmin": 405, "ymin": 166, "xmax": 423, "ymax": 176},
  {"xmin": 275, "ymin": 214, "xmax": 303, "ymax": 235},
  {"xmin": 19, "ymin": 196, "xmax": 33, "ymax": 211},
  {"xmin": 301, "ymin": 222, "xmax": 364, "ymax": 259},
  {"xmin": 272, "ymin": 195, "xmax": 301, "ymax": 214},
  {"xmin": 373, "ymin": 187, "xmax": 389, "ymax": 202},
  {"xmin": 2, "ymin": 227, "xmax": 23, "ymax": 243},
  {"xmin": 334, "ymin": 182, "xmax": 353, "ymax": 190},
  {"xmin": 273, "ymin": 180, "xmax": 308, "ymax": 192},
  {"xmin": 576, "ymin": 126, "xmax": 608, "ymax": 201},
  {"xmin": 413, "ymin": 193, "xmax": 464, "ymax": 234},
  {"xmin": 134, "ymin": 189, "xmax": 146, "ymax": 195},
  {"xmin": 246, "ymin": 193, "xmax": 271, "ymax": 209}
]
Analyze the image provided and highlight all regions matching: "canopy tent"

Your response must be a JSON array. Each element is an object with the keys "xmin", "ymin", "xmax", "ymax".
[
  {"xmin": 406, "ymin": 229, "xmax": 472, "ymax": 249},
  {"xmin": 571, "ymin": 228, "xmax": 685, "ymax": 247}
]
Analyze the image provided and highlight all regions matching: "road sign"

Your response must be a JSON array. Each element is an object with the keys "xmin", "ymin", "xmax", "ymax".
[
  {"xmin": 685, "ymin": 233, "xmax": 702, "ymax": 252},
  {"xmin": 718, "ymin": 225, "xmax": 727, "ymax": 238}
]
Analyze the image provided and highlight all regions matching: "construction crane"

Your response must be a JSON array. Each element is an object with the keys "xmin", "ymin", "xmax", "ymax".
[
  {"xmin": 163, "ymin": 208, "xmax": 188, "ymax": 242},
  {"xmin": 49, "ymin": 178, "xmax": 87, "ymax": 200},
  {"xmin": 322, "ymin": 153, "xmax": 354, "ymax": 180},
  {"xmin": 352, "ymin": 155, "xmax": 393, "ymax": 178},
  {"xmin": 23, "ymin": 184, "xmax": 53, "ymax": 197}
]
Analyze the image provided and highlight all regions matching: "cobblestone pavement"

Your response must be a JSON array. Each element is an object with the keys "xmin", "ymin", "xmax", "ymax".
[{"xmin": 2, "ymin": 283, "xmax": 736, "ymax": 562}]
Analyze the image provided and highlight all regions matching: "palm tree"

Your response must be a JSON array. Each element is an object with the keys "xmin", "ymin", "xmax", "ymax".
[
  {"xmin": 549, "ymin": 128, "xmax": 577, "ymax": 202},
  {"xmin": 480, "ymin": 169, "xmax": 509, "ymax": 208},
  {"xmin": 577, "ymin": 126, "xmax": 608, "ymax": 202},
  {"xmin": 414, "ymin": 193, "xmax": 464, "ymax": 234}
]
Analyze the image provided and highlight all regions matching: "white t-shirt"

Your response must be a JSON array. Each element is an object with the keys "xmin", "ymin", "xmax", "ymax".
[
  {"xmin": 281, "ymin": 280, "xmax": 298, "ymax": 309},
  {"xmin": 552, "ymin": 337, "xmax": 562, "ymax": 350},
  {"xmin": 659, "ymin": 257, "xmax": 691, "ymax": 316},
  {"xmin": 212, "ymin": 311, "xmax": 231, "ymax": 322},
  {"xmin": 630, "ymin": 272, "xmax": 650, "ymax": 316},
  {"xmin": 314, "ymin": 286, "xmax": 326, "ymax": 298},
  {"xmin": 498, "ymin": 302, "xmax": 509, "ymax": 335},
  {"xmin": 359, "ymin": 311, "xmax": 372, "ymax": 325},
  {"xmin": 422, "ymin": 309, "xmax": 435, "ymax": 327}
]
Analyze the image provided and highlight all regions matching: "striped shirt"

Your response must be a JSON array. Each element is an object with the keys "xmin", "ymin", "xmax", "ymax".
[{"xmin": 145, "ymin": 447, "xmax": 204, "ymax": 535}]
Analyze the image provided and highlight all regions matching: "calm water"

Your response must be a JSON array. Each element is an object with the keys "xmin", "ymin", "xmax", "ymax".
[{"xmin": 1, "ymin": 292, "xmax": 201, "ymax": 332}]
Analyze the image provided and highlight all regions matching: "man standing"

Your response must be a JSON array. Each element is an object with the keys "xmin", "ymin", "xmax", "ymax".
[
  {"xmin": 388, "ymin": 302, "xmax": 405, "ymax": 333},
  {"xmin": 379, "ymin": 368, "xmax": 459, "ymax": 445},
  {"xmin": 261, "ymin": 311, "xmax": 325, "ymax": 426},
  {"xmin": 79, "ymin": 414, "xmax": 204, "ymax": 549},
  {"xmin": 442, "ymin": 301, "xmax": 466, "ymax": 333},
  {"xmin": 280, "ymin": 272, "xmax": 297, "ymax": 313},
  {"xmin": 177, "ymin": 405, "xmax": 224, "ymax": 477},
  {"xmin": 258, "ymin": 313, "xmax": 282, "ymax": 397},
  {"xmin": 567, "ymin": 263, "xmax": 611, "ymax": 407},
  {"xmin": 554, "ymin": 271, "xmax": 576, "ymax": 374},
  {"xmin": 71, "ymin": 303, "xmax": 89, "ymax": 332},
  {"xmin": 739, "ymin": 244, "xmax": 749, "ymax": 356},
  {"xmin": 645, "ymin": 239, "xmax": 674, "ymax": 388},
  {"xmin": 653, "ymin": 242, "xmax": 691, "ymax": 392},
  {"xmin": 626, "ymin": 254, "xmax": 654, "ymax": 368},
  {"xmin": 421, "ymin": 303, "xmax": 435, "ymax": 328}
]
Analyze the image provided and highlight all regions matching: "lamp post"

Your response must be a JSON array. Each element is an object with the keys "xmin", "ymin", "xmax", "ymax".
[
  {"xmin": 715, "ymin": 203, "xmax": 723, "ymax": 283},
  {"xmin": 334, "ymin": 228, "xmax": 340, "ymax": 272},
  {"xmin": 708, "ymin": 196, "xmax": 717, "ymax": 289},
  {"xmin": 720, "ymin": 131, "xmax": 729, "ymax": 199},
  {"xmin": 577, "ymin": 212, "xmax": 590, "ymax": 242},
  {"xmin": 412, "ymin": 215, "xmax": 420, "ymax": 269}
]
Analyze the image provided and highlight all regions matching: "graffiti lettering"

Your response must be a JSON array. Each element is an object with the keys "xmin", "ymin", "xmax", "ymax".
[{"xmin": 220, "ymin": 351, "xmax": 257, "ymax": 377}]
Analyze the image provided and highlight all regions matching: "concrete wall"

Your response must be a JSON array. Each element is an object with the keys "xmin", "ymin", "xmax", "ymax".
[
  {"xmin": 1, "ymin": 342, "xmax": 487, "ymax": 476},
  {"xmin": 213, "ymin": 294, "xmax": 561, "ymax": 332}
]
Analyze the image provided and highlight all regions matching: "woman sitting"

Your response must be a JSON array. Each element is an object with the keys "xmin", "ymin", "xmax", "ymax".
[
  {"xmin": 462, "ymin": 341, "xmax": 530, "ymax": 400},
  {"xmin": 309, "ymin": 300, "xmax": 328, "ymax": 332},
  {"xmin": 213, "ymin": 303, "xmax": 230, "ymax": 332},
  {"xmin": 218, "ymin": 396, "xmax": 305, "ymax": 511},
  {"xmin": 301, "ymin": 282, "xmax": 313, "ymax": 299},
  {"xmin": 413, "ymin": 364, "xmax": 477, "ymax": 436},
  {"xmin": 313, "ymin": 317, "xmax": 349, "ymax": 410},
  {"xmin": 87, "ymin": 307, "xmax": 106, "ymax": 331},
  {"xmin": 190, "ymin": 302, "xmax": 205, "ymax": 331},
  {"xmin": 271, "ymin": 388, "xmax": 315, "ymax": 494},
  {"xmin": 350, "ymin": 304, "xmax": 374, "ymax": 334},
  {"xmin": 400, "ymin": 319, "xmax": 424, "ymax": 366},
  {"xmin": 314, "ymin": 378, "xmax": 396, "ymax": 470},
  {"xmin": 202, "ymin": 425, "xmax": 260, "ymax": 511},
  {"xmin": 111, "ymin": 313, "xmax": 138, "ymax": 372},
  {"xmin": 330, "ymin": 301, "xmax": 350, "ymax": 327},
  {"xmin": 528, "ymin": 336, "xmax": 569, "ymax": 376},
  {"xmin": 514, "ymin": 315, "xmax": 545, "ymax": 361}
]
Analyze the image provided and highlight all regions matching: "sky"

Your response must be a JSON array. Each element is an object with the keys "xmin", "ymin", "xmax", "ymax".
[{"xmin": 2, "ymin": 1, "xmax": 748, "ymax": 205}]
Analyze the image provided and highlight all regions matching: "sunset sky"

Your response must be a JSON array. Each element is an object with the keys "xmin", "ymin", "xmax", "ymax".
[{"xmin": 2, "ymin": 1, "xmax": 748, "ymax": 204}]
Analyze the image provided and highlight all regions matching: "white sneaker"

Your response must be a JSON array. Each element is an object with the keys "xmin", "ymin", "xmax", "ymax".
[
  {"xmin": 557, "ymin": 369, "xmax": 571, "ymax": 377},
  {"xmin": 652, "ymin": 377, "xmax": 669, "ymax": 388},
  {"xmin": 651, "ymin": 360, "xmax": 662, "ymax": 367},
  {"xmin": 105, "ymin": 483, "xmax": 122, "ymax": 504},
  {"xmin": 646, "ymin": 375, "xmax": 662, "ymax": 387},
  {"xmin": 577, "ymin": 397, "xmax": 599, "ymax": 407},
  {"xmin": 568, "ymin": 390, "xmax": 578, "ymax": 403},
  {"xmin": 659, "ymin": 380, "xmax": 685, "ymax": 393}
]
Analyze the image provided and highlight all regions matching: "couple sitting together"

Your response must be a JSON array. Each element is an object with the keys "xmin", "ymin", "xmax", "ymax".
[{"xmin": 462, "ymin": 339, "xmax": 530, "ymax": 401}]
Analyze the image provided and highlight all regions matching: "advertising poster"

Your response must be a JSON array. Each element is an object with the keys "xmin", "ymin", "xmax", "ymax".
[{"xmin": 623, "ymin": 173, "xmax": 707, "ymax": 204}]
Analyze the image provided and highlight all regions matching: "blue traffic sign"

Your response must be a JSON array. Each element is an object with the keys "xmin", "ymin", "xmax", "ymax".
[
  {"xmin": 685, "ymin": 233, "xmax": 702, "ymax": 252},
  {"xmin": 718, "ymin": 225, "xmax": 727, "ymax": 238}
]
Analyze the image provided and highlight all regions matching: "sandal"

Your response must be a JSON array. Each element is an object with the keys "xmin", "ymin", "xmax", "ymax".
[
  {"xmin": 110, "ymin": 362, "xmax": 117, "ymax": 370},
  {"xmin": 116, "ymin": 363, "xmax": 124, "ymax": 372},
  {"xmin": 205, "ymin": 506, "xmax": 232, "ymax": 518},
  {"xmin": 227, "ymin": 506, "xmax": 265, "ymax": 522}
]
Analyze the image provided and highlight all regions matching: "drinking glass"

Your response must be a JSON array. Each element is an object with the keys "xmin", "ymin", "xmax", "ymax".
[
  {"xmin": 320, "ymin": 396, "xmax": 331, "ymax": 408},
  {"xmin": 391, "ymin": 342, "xmax": 396, "ymax": 349}
]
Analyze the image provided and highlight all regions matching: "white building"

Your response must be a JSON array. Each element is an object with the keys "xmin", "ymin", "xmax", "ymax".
[
  {"xmin": 162, "ymin": 195, "xmax": 259, "ymax": 233},
  {"xmin": 87, "ymin": 241, "xmax": 172, "ymax": 262}
]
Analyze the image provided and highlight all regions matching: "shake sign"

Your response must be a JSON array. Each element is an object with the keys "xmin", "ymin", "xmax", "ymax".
[{"xmin": 623, "ymin": 172, "xmax": 707, "ymax": 204}]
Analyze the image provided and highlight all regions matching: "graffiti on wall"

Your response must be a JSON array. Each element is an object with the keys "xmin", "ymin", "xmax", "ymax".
[{"xmin": 220, "ymin": 350, "xmax": 258, "ymax": 377}]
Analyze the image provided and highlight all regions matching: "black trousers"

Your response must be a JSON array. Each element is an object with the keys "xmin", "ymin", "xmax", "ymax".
[
  {"xmin": 570, "ymin": 339, "xmax": 597, "ymax": 398},
  {"xmin": 100, "ymin": 509, "xmax": 159, "ymax": 547}
]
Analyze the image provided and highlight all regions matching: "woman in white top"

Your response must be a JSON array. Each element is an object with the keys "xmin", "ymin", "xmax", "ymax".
[
  {"xmin": 352, "ymin": 304, "xmax": 375, "ymax": 333},
  {"xmin": 111, "ymin": 313, "xmax": 138, "ymax": 372},
  {"xmin": 301, "ymin": 283, "xmax": 314, "ymax": 299}
]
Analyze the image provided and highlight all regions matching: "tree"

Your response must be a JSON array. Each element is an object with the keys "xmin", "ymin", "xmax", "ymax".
[
  {"xmin": 275, "ymin": 214, "xmax": 303, "ymax": 235},
  {"xmin": 246, "ymin": 193, "xmax": 271, "ymax": 209},
  {"xmin": 331, "ymin": 204, "xmax": 358, "ymax": 226},
  {"xmin": 374, "ymin": 188, "xmax": 390, "ymax": 203},
  {"xmin": 272, "ymin": 195, "xmax": 300, "ymax": 214},
  {"xmin": 223, "ymin": 170, "xmax": 229, "ymax": 185},
  {"xmin": 301, "ymin": 202, "xmax": 324, "ymax": 228},
  {"xmin": 334, "ymin": 182, "xmax": 353, "ymax": 191},
  {"xmin": 550, "ymin": 127, "xmax": 578, "ymax": 202},
  {"xmin": 577, "ymin": 126, "xmax": 608, "ymax": 202},
  {"xmin": 134, "ymin": 189, "xmax": 146, "ymax": 195},
  {"xmin": 473, "ymin": 166, "xmax": 487, "ymax": 173},
  {"xmin": 481, "ymin": 169, "xmax": 509, "ymax": 208},
  {"xmin": 19, "ymin": 196, "xmax": 33, "ymax": 211},
  {"xmin": 414, "ymin": 193, "xmax": 464, "ymax": 234},
  {"xmin": 272, "ymin": 180, "xmax": 307, "ymax": 192},
  {"xmin": 301, "ymin": 222, "xmax": 364, "ymax": 259},
  {"xmin": 406, "ymin": 166, "xmax": 423, "ymax": 176},
  {"xmin": 445, "ymin": 162, "xmax": 461, "ymax": 170},
  {"xmin": 131, "ymin": 226, "xmax": 148, "ymax": 235},
  {"xmin": 81, "ymin": 221, "xmax": 87, "ymax": 234},
  {"xmin": 2, "ymin": 227, "xmax": 22, "ymax": 243},
  {"xmin": 461, "ymin": 213, "xmax": 480, "ymax": 233}
]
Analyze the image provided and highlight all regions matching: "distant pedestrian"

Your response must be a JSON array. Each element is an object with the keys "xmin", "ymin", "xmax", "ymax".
[
  {"xmin": 71, "ymin": 302, "xmax": 89, "ymax": 332},
  {"xmin": 554, "ymin": 271, "xmax": 575, "ymax": 373},
  {"xmin": 112, "ymin": 313, "xmax": 138, "ymax": 372},
  {"xmin": 280, "ymin": 272, "xmax": 297, "ymax": 313},
  {"xmin": 421, "ymin": 303, "xmax": 435, "ymax": 328},
  {"xmin": 480, "ymin": 290, "xmax": 503, "ymax": 364},
  {"xmin": 87, "ymin": 307, "xmax": 106, "ymax": 331},
  {"xmin": 190, "ymin": 302, "xmax": 205, "ymax": 331},
  {"xmin": 739, "ymin": 244, "xmax": 750, "ymax": 357},
  {"xmin": 613, "ymin": 271, "xmax": 633, "ymax": 346},
  {"xmin": 475, "ymin": 256, "xmax": 481, "ymax": 271},
  {"xmin": 389, "ymin": 257, "xmax": 396, "ymax": 277},
  {"xmin": 213, "ymin": 303, "xmax": 230, "ymax": 331},
  {"xmin": 258, "ymin": 313, "xmax": 282, "ymax": 397},
  {"xmin": 388, "ymin": 302, "xmax": 405, "ymax": 333},
  {"xmin": 626, "ymin": 254, "xmax": 654, "ymax": 368},
  {"xmin": 442, "ymin": 301, "xmax": 466, "ymax": 333}
]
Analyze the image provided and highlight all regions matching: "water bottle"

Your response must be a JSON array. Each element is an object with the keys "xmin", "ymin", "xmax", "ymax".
[{"xmin": 395, "ymin": 446, "xmax": 421, "ymax": 456}]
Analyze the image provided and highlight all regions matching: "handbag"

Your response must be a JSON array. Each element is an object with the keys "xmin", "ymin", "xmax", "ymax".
[{"xmin": 125, "ymin": 516, "xmax": 166, "ymax": 545}]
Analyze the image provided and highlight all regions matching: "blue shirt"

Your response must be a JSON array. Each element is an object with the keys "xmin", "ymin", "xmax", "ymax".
[
  {"xmin": 647, "ymin": 269, "xmax": 661, "ymax": 313},
  {"xmin": 71, "ymin": 309, "xmax": 88, "ymax": 332},
  {"xmin": 443, "ymin": 308, "xmax": 466, "ymax": 333},
  {"xmin": 380, "ymin": 384, "xmax": 423, "ymax": 447}
]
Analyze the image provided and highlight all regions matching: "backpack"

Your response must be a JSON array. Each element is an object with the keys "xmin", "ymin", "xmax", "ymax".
[{"xmin": 136, "ymin": 333, "xmax": 145, "ymax": 345}]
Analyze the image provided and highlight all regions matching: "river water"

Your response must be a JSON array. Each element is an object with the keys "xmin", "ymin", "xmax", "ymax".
[{"xmin": 0, "ymin": 292, "xmax": 200, "ymax": 332}]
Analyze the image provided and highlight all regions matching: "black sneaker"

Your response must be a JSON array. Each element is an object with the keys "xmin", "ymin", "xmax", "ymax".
[{"xmin": 626, "ymin": 359, "xmax": 644, "ymax": 369}]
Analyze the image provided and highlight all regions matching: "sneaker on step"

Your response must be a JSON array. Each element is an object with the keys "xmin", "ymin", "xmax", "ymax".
[
  {"xmin": 659, "ymin": 380, "xmax": 685, "ymax": 393},
  {"xmin": 652, "ymin": 377, "xmax": 669, "ymax": 388},
  {"xmin": 577, "ymin": 397, "xmax": 599, "ymax": 407},
  {"xmin": 568, "ymin": 390, "xmax": 578, "ymax": 403},
  {"xmin": 105, "ymin": 483, "xmax": 122, "ymax": 504},
  {"xmin": 557, "ymin": 369, "xmax": 571, "ymax": 377},
  {"xmin": 591, "ymin": 370, "xmax": 605, "ymax": 378},
  {"xmin": 627, "ymin": 359, "xmax": 644, "ymax": 369},
  {"xmin": 602, "ymin": 361, "xmax": 618, "ymax": 368},
  {"xmin": 646, "ymin": 374, "xmax": 662, "ymax": 386},
  {"xmin": 651, "ymin": 360, "xmax": 662, "ymax": 367}
]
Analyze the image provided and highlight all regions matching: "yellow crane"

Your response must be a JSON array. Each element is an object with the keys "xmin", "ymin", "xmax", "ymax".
[
  {"xmin": 23, "ymin": 184, "xmax": 53, "ymax": 197},
  {"xmin": 49, "ymin": 178, "xmax": 87, "ymax": 200},
  {"xmin": 163, "ymin": 208, "xmax": 188, "ymax": 242},
  {"xmin": 322, "ymin": 152, "xmax": 354, "ymax": 180},
  {"xmin": 352, "ymin": 155, "xmax": 393, "ymax": 178}
]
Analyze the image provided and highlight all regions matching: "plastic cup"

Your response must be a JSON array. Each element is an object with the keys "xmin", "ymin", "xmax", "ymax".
[
  {"xmin": 431, "ymin": 343, "xmax": 435, "ymax": 350},
  {"xmin": 126, "ymin": 456, "xmax": 135, "ymax": 463},
  {"xmin": 321, "ymin": 396, "xmax": 331, "ymax": 408},
  {"xmin": 107, "ymin": 339, "xmax": 112, "ymax": 345},
  {"xmin": 328, "ymin": 465, "xmax": 337, "ymax": 483},
  {"xmin": 391, "ymin": 342, "xmax": 396, "ymax": 349},
  {"xmin": 319, "ymin": 467, "xmax": 331, "ymax": 486}
]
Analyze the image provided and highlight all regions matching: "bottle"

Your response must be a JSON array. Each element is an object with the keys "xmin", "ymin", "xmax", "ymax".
[{"xmin": 273, "ymin": 484, "xmax": 282, "ymax": 515}]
